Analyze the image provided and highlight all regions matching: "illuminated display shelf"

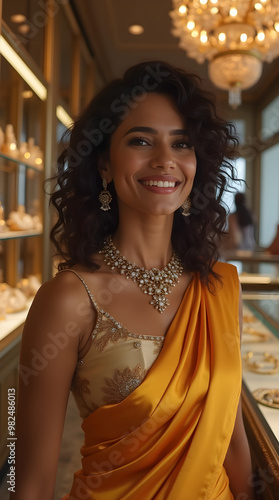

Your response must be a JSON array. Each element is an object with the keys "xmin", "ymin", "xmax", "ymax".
[
  {"xmin": 0, "ymin": 299, "xmax": 33, "ymax": 342},
  {"xmin": 0, "ymin": 151, "xmax": 43, "ymax": 172},
  {"xmin": 0, "ymin": 229, "xmax": 42, "ymax": 240},
  {"xmin": 0, "ymin": 150, "xmax": 43, "ymax": 240}
]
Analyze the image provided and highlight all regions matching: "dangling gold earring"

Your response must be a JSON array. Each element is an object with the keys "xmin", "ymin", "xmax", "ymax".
[
  {"xmin": 180, "ymin": 197, "xmax": 191, "ymax": 217},
  {"xmin": 99, "ymin": 179, "xmax": 112, "ymax": 211}
]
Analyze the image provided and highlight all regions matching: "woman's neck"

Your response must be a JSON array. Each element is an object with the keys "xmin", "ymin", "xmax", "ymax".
[{"xmin": 112, "ymin": 210, "xmax": 174, "ymax": 270}]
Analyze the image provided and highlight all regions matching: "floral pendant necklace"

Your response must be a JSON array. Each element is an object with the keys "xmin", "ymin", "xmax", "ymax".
[{"xmin": 99, "ymin": 235, "xmax": 184, "ymax": 313}]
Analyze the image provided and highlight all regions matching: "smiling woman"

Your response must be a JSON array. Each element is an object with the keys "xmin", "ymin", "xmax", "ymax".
[
  {"xmin": 101, "ymin": 93, "xmax": 196, "ymax": 224},
  {"xmin": 12, "ymin": 61, "xmax": 255, "ymax": 500},
  {"xmin": 50, "ymin": 61, "xmax": 238, "ymax": 285}
]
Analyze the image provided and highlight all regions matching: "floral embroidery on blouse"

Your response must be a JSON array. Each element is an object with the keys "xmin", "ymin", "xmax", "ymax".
[
  {"xmin": 93, "ymin": 316, "xmax": 129, "ymax": 352},
  {"xmin": 153, "ymin": 340, "xmax": 163, "ymax": 356},
  {"xmin": 71, "ymin": 371, "xmax": 98, "ymax": 415},
  {"xmin": 92, "ymin": 314, "xmax": 165, "ymax": 354},
  {"xmin": 102, "ymin": 364, "xmax": 147, "ymax": 404}
]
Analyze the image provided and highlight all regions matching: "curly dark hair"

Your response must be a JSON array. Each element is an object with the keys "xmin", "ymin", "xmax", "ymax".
[{"xmin": 49, "ymin": 60, "xmax": 238, "ymax": 287}]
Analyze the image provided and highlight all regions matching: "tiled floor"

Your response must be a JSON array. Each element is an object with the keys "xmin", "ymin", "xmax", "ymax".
[{"xmin": 0, "ymin": 393, "xmax": 84, "ymax": 500}]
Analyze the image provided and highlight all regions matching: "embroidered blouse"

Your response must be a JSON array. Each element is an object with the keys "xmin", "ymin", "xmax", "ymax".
[{"xmin": 63, "ymin": 270, "xmax": 164, "ymax": 418}]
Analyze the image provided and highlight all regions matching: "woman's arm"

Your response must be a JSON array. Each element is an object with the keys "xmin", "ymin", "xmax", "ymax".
[
  {"xmin": 9, "ymin": 272, "xmax": 95, "ymax": 500},
  {"xmin": 224, "ymin": 399, "xmax": 255, "ymax": 499},
  {"xmin": 224, "ymin": 281, "xmax": 255, "ymax": 500}
]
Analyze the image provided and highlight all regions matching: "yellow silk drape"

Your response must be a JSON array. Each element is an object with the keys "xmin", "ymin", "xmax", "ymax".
[{"xmin": 63, "ymin": 262, "xmax": 241, "ymax": 500}]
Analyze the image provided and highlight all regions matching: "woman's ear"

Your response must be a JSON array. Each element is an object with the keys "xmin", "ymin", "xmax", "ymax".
[{"xmin": 98, "ymin": 157, "xmax": 113, "ymax": 183}]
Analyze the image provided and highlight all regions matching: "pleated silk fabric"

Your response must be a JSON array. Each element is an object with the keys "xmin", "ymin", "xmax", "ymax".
[{"xmin": 62, "ymin": 262, "xmax": 241, "ymax": 500}]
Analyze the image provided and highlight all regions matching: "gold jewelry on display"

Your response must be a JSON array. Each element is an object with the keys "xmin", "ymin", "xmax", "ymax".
[
  {"xmin": 242, "ymin": 325, "xmax": 269, "ymax": 343},
  {"xmin": 243, "ymin": 314, "xmax": 256, "ymax": 323},
  {"xmin": 252, "ymin": 388, "xmax": 279, "ymax": 409},
  {"xmin": 243, "ymin": 351, "xmax": 279, "ymax": 375},
  {"xmin": 99, "ymin": 179, "xmax": 112, "ymax": 211},
  {"xmin": 100, "ymin": 236, "xmax": 184, "ymax": 313}
]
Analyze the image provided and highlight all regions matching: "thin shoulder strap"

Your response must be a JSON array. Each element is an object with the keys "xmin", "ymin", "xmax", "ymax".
[{"xmin": 57, "ymin": 269, "xmax": 100, "ymax": 312}]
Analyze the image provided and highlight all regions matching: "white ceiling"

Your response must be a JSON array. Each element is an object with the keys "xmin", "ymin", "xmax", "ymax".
[{"xmin": 72, "ymin": 0, "xmax": 279, "ymax": 104}]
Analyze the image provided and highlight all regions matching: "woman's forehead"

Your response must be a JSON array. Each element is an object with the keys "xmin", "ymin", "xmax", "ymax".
[{"xmin": 113, "ymin": 93, "xmax": 186, "ymax": 134}]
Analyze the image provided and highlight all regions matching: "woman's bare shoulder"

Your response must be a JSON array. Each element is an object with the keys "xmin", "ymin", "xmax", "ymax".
[
  {"xmin": 35, "ymin": 268, "xmax": 89, "ymax": 304},
  {"xmin": 24, "ymin": 268, "xmax": 97, "ymax": 340}
]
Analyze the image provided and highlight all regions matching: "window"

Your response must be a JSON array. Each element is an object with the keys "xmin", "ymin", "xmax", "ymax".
[
  {"xmin": 261, "ymin": 95, "xmax": 279, "ymax": 140},
  {"xmin": 259, "ymin": 143, "xmax": 279, "ymax": 247},
  {"xmin": 222, "ymin": 157, "xmax": 246, "ymax": 214}
]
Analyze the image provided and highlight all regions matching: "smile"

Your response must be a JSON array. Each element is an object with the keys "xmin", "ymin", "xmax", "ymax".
[{"xmin": 142, "ymin": 180, "xmax": 176, "ymax": 187}]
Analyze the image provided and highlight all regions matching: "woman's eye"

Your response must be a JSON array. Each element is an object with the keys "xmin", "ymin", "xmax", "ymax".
[
  {"xmin": 128, "ymin": 137, "xmax": 150, "ymax": 146},
  {"xmin": 173, "ymin": 140, "xmax": 193, "ymax": 149}
]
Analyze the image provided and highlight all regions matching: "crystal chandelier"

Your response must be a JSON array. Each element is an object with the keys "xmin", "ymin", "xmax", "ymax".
[{"xmin": 170, "ymin": 0, "xmax": 279, "ymax": 107}]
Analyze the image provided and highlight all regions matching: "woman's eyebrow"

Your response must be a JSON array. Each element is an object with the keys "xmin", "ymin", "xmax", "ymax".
[
  {"xmin": 169, "ymin": 129, "xmax": 188, "ymax": 136},
  {"xmin": 124, "ymin": 126, "xmax": 157, "ymax": 136},
  {"xmin": 123, "ymin": 126, "xmax": 188, "ymax": 136}
]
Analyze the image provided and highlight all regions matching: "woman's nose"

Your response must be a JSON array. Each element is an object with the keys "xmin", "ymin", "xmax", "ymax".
[{"xmin": 149, "ymin": 146, "xmax": 175, "ymax": 170}]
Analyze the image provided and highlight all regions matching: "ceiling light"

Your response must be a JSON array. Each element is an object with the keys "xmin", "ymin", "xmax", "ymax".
[
  {"xmin": 22, "ymin": 90, "xmax": 34, "ymax": 98},
  {"xmin": 170, "ymin": 1, "xmax": 279, "ymax": 107},
  {"xmin": 10, "ymin": 14, "xmax": 26, "ymax": 23},
  {"xmin": 56, "ymin": 105, "xmax": 73, "ymax": 128},
  {"xmin": 128, "ymin": 25, "xmax": 144, "ymax": 35},
  {"xmin": 0, "ymin": 36, "xmax": 47, "ymax": 100},
  {"xmin": 18, "ymin": 24, "xmax": 30, "ymax": 34}
]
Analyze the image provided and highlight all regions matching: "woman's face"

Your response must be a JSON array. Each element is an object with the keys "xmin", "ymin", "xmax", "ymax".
[{"xmin": 104, "ymin": 92, "xmax": 197, "ymax": 217}]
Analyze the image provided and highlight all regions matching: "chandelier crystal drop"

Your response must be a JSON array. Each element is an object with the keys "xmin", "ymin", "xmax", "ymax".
[{"xmin": 170, "ymin": 0, "xmax": 279, "ymax": 107}]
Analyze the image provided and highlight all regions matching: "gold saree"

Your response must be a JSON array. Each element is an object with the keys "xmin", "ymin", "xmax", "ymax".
[{"xmin": 63, "ymin": 262, "xmax": 241, "ymax": 500}]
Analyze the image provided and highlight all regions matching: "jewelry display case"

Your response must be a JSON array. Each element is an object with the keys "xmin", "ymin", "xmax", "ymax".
[
  {"xmin": 242, "ymin": 292, "xmax": 279, "ymax": 500},
  {"xmin": 223, "ymin": 250, "xmax": 279, "ymax": 291},
  {"xmin": 0, "ymin": 151, "xmax": 43, "ymax": 339},
  {"xmin": 0, "ymin": 149, "xmax": 43, "ymax": 468}
]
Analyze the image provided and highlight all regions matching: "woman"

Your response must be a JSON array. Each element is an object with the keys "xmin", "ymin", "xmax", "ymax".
[
  {"xmin": 12, "ymin": 61, "xmax": 255, "ymax": 500},
  {"xmin": 226, "ymin": 193, "xmax": 256, "ymax": 251}
]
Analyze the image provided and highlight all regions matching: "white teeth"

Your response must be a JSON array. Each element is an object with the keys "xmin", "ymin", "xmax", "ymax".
[{"xmin": 143, "ymin": 180, "xmax": 176, "ymax": 187}]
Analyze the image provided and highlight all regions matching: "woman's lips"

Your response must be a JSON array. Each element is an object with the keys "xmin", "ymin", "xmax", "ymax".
[{"xmin": 138, "ymin": 177, "xmax": 181, "ymax": 193}]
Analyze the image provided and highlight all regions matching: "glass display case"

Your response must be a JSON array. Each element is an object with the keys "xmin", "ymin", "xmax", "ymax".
[
  {"xmin": 223, "ymin": 250, "xmax": 279, "ymax": 291},
  {"xmin": 0, "ymin": 151, "xmax": 43, "ymax": 340},
  {"xmin": 242, "ymin": 292, "xmax": 279, "ymax": 500},
  {"xmin": 0, "ymin": 0, "xmax": 97, "ymax": 476}
]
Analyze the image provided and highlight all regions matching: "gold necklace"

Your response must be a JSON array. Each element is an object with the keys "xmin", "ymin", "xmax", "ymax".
[{"xmin": 100, "ymin": 236, "xmax": 184, "ymax": 313}]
